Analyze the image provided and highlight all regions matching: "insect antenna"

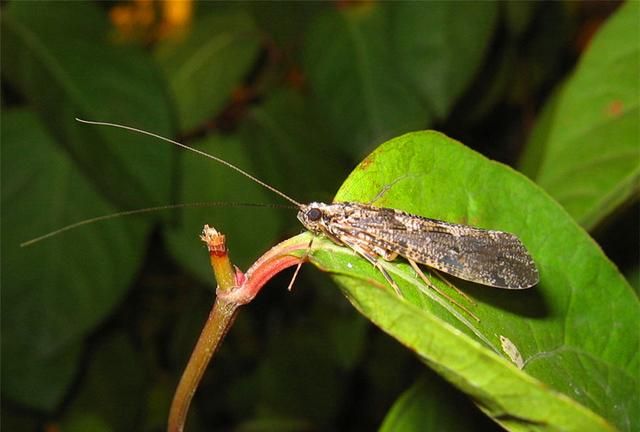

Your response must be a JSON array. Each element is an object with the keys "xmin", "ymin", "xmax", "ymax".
[
  {"xmin": 75, "ymin": 118, "xmax": 303, "ymax": 207},
  {"xmin": 20, "ymin": 201, "xmax": 295, "ymax": 247}
]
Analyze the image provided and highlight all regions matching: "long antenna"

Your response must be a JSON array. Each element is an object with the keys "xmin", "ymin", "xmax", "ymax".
[
  {"xmin": 21, "ymin": 202, "xmax": 295, "ymax": 247},
  {"xmin": 75, "ymin": 118, "xmax": 303, "ymax": 207}
]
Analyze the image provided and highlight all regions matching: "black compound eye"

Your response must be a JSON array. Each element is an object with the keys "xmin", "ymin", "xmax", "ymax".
[{"xmin": 307, "ymin": 208, "xmax": 322, "ymax": 222}]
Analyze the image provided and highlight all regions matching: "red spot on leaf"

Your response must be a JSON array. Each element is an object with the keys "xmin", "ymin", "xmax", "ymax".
[
  {"xmin": 606, "ymin": 100, "xmax": 624, "ymax": 118},
  {"xmin": 359, "ymin": 153, "xmax": 378, "ymax": 170}
]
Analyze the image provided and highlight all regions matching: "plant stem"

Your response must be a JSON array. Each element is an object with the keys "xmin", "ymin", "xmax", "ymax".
[
  {"xmin": 168, "ymin": 226, "xmax": 239, "ymax": 432},
  {"xmin": 167, "ymin": 298, "xmax": 238, "ymax": 432},
  {"xmin": 167, "ymin": 227, "xmax": 310, "ymax": 432}
]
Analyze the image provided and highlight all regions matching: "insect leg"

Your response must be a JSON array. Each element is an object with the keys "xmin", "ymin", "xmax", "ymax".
[
  {"xmin": 373, "ymin": 264, "xmax": 402, "ymax": 297},
  {"xmin": 340, "ymin": 237, "xmax": 403, "ymax": 297},
  {"xmin": 287, "ymin": 237, "xmax": 314, "ymax": 291},
  {"xmin": 408, "ymin": 259, "xmax": 479, "ymax": 322},
  {"xmin": 430, "ymin": 268, "xmax": 476, "ymax": 305}
]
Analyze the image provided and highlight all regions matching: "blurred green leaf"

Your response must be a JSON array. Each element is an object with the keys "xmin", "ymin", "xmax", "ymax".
[
  {"xmin": 60, "ymin": 414, "xmax": 112, "ymax": 432},
  {"xmin": 249, "ymin": 2, "xmax": 325, "ymax": 52},
  {"xmin": 165, "ymin": 134, "xmax": 281, "ymax": 281},
  {"xmin": 219, "ymin": 279, "xmax": 369, "ymax": 427},
  {"xmin": 503, "ymin": 1, "xmax": 538, "ymax": 38},
  {"xmin": 391, "ymin": 1, "xmax": 498, "ymax": 119},
  {"xmin": 520, "ymin": 3, "xmax": 570, "ymax": 96},
  {"xmin": 325, "ymin": 311, "xmax": 368, "ymax": 370},
  {"xmin": 240, "ymin": 89, "xmax": 344, "ymax": 203},
  {"xmin": 143, "ymin": 380, "xmax": 175, "ymax": 432},
  {"xmin": 61, "ymin": 333, "xmax": 145, "ymax": 432},
  {"xmin": 1, "ymin": 1, "xmax": 173, "ymax": 209},
  {"xmin": 304, "ymin": 3, "xmax": 430, "ymax": 157},
  {"xmin": 458, "ymin": 36, "xmax": 516, "ymax": 126},
  {"xmin": 1, "ymin": 110, "xmax": 149, "ymax": 409},
  {"xmin": 235, "ymin": 321, "xmax": 345, "ymax": 426},
  {"xmin": 156, "ymin": 10, "xmax": 261, "ymax": 132},
  {"xmin": 380, "ymin": 373, "xmax": 487, "ymax": 432},
  {"xmin": 301, "ymin": 131, "xmax": 637, "ymax": 431},
  {"xmin": 235, "ymin": 417, "xmax": 313, "ymax": 432},
  {"xmin": 523, "ymin": 2, "xmax": 640, "ymax": 230},
  {"xmin": 519, "ymin": 85, "xmax": 563, "ymax": 176},
  {"xmin": 1, "ymin": 339, "xmax": 81, "ymax": 412},
  {"xmin": 361, "ymin": 333, "xmax": 420, "ymax": 423}
]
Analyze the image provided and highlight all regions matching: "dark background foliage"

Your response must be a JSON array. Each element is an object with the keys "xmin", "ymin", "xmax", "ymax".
[{"xmin": 1, "ymin": 1, "xmax": 636, "ymax": 431}]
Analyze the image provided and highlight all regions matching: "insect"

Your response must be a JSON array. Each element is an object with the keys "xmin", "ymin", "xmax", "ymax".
[
  {"xmin": 30, "ymin": 119, "xmax": 539, "ymax": 297},
  {"xmin": 298, "ymin": 202, "xmax": 538, "ymax": 291}
]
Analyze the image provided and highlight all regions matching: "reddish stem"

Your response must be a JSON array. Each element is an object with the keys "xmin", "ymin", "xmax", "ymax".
[{"xmin": 168, "ymin": 229, "xmax": 310, "ymax": 432}]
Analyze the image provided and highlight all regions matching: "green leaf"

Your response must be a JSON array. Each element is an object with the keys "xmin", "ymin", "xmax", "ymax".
[
  {"xmin": 239, "ymin": 89, "xmax": 344, "ymax": 203},
  {"xmin": 1, "ymin": 110, "xmax": 149, "ymax": 409},
  {"xmin": 390, "ymin": 1, "xmax": 498, "ymax": 119},
  {"xmin": 156, "ymin": 10, "xmax": 261, "ymax": 132},
  {"xmin": 218, "ymin": 278, "xmax": 369, "ymax": 427},
  {"xmin": 60, "ymin": 414, "xmax": 112, "ymax": 432},
  {"xmin": 165, "ymin": 134, "xmax": 281, "ymax": 282},
  {"xmin": 249, "ymin": 2, "xmax": 325, "ymax": 50},
  {"xmin": 380, "ymin": 373, "xmax": 488, "ymax": 432},
  {"xmin": 304, "ymin": 3, "xmax": 430, "ymax": 157},
  {"xmin": 1, "ymin": 1, "xmax": 173, "ymax": 209},
  {"xmin": 61, "ymin": 333, "xmax": 145, "ymax": 431},
  {"xmin": 301, "ymin": 131, "xmax": 637, "ymax": 431},
  {"xmin": 1, "ymin": 339, "xmax": 81, "ymax": 412},
  {"xmin": 234, "ymin": 417, "xmax": 314, "ymax": 432},
  {"xmin": 232, "ymin": 321, "xmax": 346, "ymax": 425},
  {"xmin": 523, "ymin": 2, "xmax": 640, "ymax": 230},
  {"xmin": 519, "ymin": 85, "xmax": 563, "ymax": 177},
  {"xmin": 503, "ymin": 1, "xmax": 538, "ymax": 38},
  {"xmin": 325, "ymin": 311, "xmax": 368, "ymax": 371}
]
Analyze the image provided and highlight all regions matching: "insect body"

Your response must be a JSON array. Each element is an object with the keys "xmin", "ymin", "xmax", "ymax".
[{"xmin": 298, "ymin": 202, "xmax": 539, "ymax": 290}]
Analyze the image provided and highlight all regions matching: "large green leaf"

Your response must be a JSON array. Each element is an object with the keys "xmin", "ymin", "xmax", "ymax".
[
  {"xmin": 390, "ymin": 1, "xmax": 498, "ymax": 119},
  {"xmin": 304, "ymin": 3, "xmax": 430, "ymax": 157},
  {"xmin": 299, "ymin": 131, "xmax": 637, "ymax": 431},
  {"xmin": 521, "ymin": 2, "xmax": 640, "ymax": 230},
  {"xmin": 156, "ymin": 9, "xmax": 261, "ymax": 132},
  {"xmin": 1, "ymin": 110, "xmax": 149, "ymax": 410},
  {"xmin": 1, "ymin": 1, "xmax": 173, "ymax": 209}
]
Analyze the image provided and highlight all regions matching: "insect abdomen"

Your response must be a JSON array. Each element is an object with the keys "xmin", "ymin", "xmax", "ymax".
[{"xmin": 335, "ymin": 204, "xmax": 539, "ymax": 289}]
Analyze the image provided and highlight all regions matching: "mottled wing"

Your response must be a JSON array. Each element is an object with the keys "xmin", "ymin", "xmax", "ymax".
[{"xmin": 330, "ymin": 204, "xmax": 539, "ymax": 289}]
